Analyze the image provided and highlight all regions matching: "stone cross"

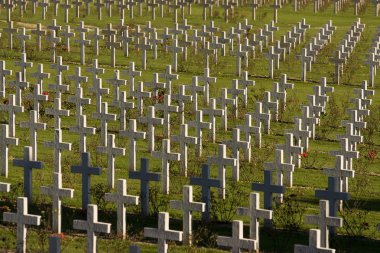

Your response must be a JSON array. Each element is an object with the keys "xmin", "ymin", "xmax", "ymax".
[
  {"xmin": 139, "ymin": 106, "xmax": 163, "ymax": 152},
  {"xmin": 92, "ymin": 102, "xmax": 116, "ymax": 147},
  {"xmin": 172, "ymin": 85, "xmax": 192, "ymax": 124},
  {"xmin": 238, "ymin": 71, "xmax": 255, "ymax": 108},
  {"xmin": 190, "ymin": 164, "xmax": 221, "ymax": 221},
  {"xmin": 68, "ymin": 85, "xmax": 91, "ymax": 123},
  {"xmin": 69, "ymin": 115, "xmax": 96, "ymax": 153},
  {"xmin": 107, "ymin": 70, "xmax": 126, "ymax": 107},
  {"xmin": 276, "ymin": 133, "xmax": 303, "ymax": 182},
  {"xmin": 41, "ymin": 172, "xmax": 74, "ymax": 233},
  {"xmin": 106, "ymin": 34, "xmax": 121, "ymax": 67},
  {"xmin": 105, "ymin": 179, "xmax": 139, "ymax": 238},
  {"xmin": 15, "ymin": 52, "xmax": 33, "ymax": 82},
  {"xmin": 129, "ymin": 158, "xmax": 160, "ymax": 216},
  {"xmin": 126, "ymin": 61, "xmax": 142, "ymax": 96},
  {"xmin": 169, "ymin": 185, "xmax": 205, "ymax": 245},
  {"xmin": 60, "ymin": 0, "xmax": 72, "ymax": 23},
  {"xmin": 223, "ymin": 128, "xmax": 249, "ymax": 182},
  {"xmin": 44, "ymin": 129, "xmax": 72, "ymax": 174},
  {"xmin": 228, "ymin": 79, "xmax": 246, "ymax": 119},
  {"xmin": 97, "ymin": 134, "xmax": 125, "ymax": 188},
  {"xmin": 73, "ymin": 204, "xmax": 111, "ymax": 253},
  {"xmin": 329, "ymin": 50, "xmax": 345, "ymax": 85},
  {"xmin": 137, "ymin": 37, "xmax": 152, "ymax": 70},
  {"xmin": 0, "ymin": 61, "xmax": 12, "ymax": 98},
  {"xmin": 207, "ymin": 144, "xmax": 236, "ymax": 199},
  {"xmin": 89, "ymin": 78, "xmax": 109, "ymax": 115},
  {"xmin": 133, "ymin": 82, "xmax": 152, "ymax": 116},
  {"xmin": 294, "ymin": 229, "xmax": 335, "ymax": 253},
  {"xmin": 231, "ymin": 44, "xmax": 248, "ymax": 77},
  {"xmin": 8, "ymin": 72, "xmax": 28, "ymax": 106},
  {"xmin": 61, "ymin": 25, "xmax": 75, "ymax": 52},
  {"xmin": 25, "ymin": 84, "xmax": 48, "ymax": 119},
  {"xmin": 188, "ymin": 110, "xmax": 211, "ymax": 157},
  {"xmin": 198, "ymin": 67, "xmax": 216, "ymax": 106},
  {"xmin": 3, "ymin": 197, "xmax": 41, "ymax": 253},
  {"xmin": 0, "ymin": 124, "xmax": 18, "ymax": 177},
  {"xmin": 13, "ymin": 146, "xmax": 44, "ymax": 201},
  {"xmin": 172, "ymin": 39, "xmax": 184, "ymax": 72},
  {"xmin": 50, "ymin": 56, "xmax": 69, "ymax": 78},
  {"xmin": 120, "ymin": 119, "xmax": 146, "ymax": 171},
  {"xmin": 46, "ymin": 30, "xmax": 61, "ymax": 62},
  {"xmin": 46, "ymin": 97, "xmax": 70, "ymax": 129},
  {"xmin": 217, "ymin": 220, "xmax": 257, "ymax": 252},
  {"xmin": 266, "ymin": 46, "xmax": 280, "ymax": 79},
  {"xmin": 237, "ymin": 114, "xmax": 260, "ymax": 157},
  {"xmin": 144, "ymin": 212, "xmax": 183, "ymax": 253},
  {"xmin": 119, "ymin": 91, "xmax": 135, "ymax": 131},
  {"xmin": 155, "ymin": 94, "xmax": 179, "ymax": 138},
  {"xmin": 0, "ymin": 94, "xmax": 24, "ymax": 138},
  {"xmin": 236, "ymin": 192, "xmax": 272, "ymax": 249},
  {"xmin": 31, "ymin": 63, "xmax": 50, "ymax": 93},
  {"xmin": 145, "ymin": 73, "xmax": 166, "ymax": 100},
  {"xmin": 301, "ymin": 105, "xmax": 319, "ymax": 140},
  {"xmin": 47, "ymin": 75, "xmax": 69, "ymax": 101},
  {"xmin": 216, "ymin": 88, "xmax": 236, "ymax": 131},
  {"xmin": 86, "ymin": 59, "xmax": 105, "ymax": 83},
  {"xmin": 171, "ymin": 124, "xmax": 197, "ymax": 177},
  {"xmin": 305, "ymin": 200, "xmax": 342, "ymax": 248},
  {"xmin": 20, "ymin": 110, "xmax": 46, "ymax": 161},
  {"xmin": 202, "ymin": 98, "xmax": 224, "ymax": 143},
  {"xmin": 89, "ymin": 28, "xmax": 104, "ymax": 56},
  {"xmin": 253, "ymin": 101, "xmax": 271, "ymax": 134},
  {"xmin": 71, "ymin": 152, "xmax": 102, "ymax": 209},
  {"xmin": 264, "ymin": 149, "xmax": 294, "ymax": 203},
  {"xmin": 3, "ymin": 21, "xmax": 18, "ymax": 50},
  {"xmin": 75, "ymin": 31, "xmax": 91, "ymax": 65},
  {"xmin": 152, "ymin": 139, "xmax": 180, "ymax": 194},
  {"xmin": 159, "ymin": 65, "xmax": 178, "ymax": 95},
  {"xmin": 185, "ymin": 76, "xmax": 204, "ymax": 112},
  {"xmin": 15, "ymin": 27, "xmax": 30, "ymax": 53}
]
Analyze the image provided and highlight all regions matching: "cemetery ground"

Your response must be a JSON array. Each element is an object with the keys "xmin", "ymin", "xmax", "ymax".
[{"xmin": 0, "ymin": 1, "xmax": 379, "ymax": 252}]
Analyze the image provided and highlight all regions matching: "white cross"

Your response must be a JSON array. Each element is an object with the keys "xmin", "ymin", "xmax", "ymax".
[
  {"xmin": 92, "ymin": 102, "xmax": 117, "ymax": 146},
  {"xmin": 44, "ymin": 129, "xmax": 72, "ymax": 173},
  {"xmin": 20, "ymin": 110, "xmax": 46, "ymax": 161},
  {"xmin": 3, "ymin": 197, "xmax": 41, "ymax": 253},
  {"xmin": 120, "ymin": 119, "xmax": 146, "ymax": 171},
  {"xmin": 236, "ymin": 192, "xmax": 272, "ymax": 249},
  {"xmin": 0, "ymin": 94, "xmax": 24, "ymax": 138},
  {"xmin": 40, "ymin": 172, "xmax": 74, "ymax": 233},
  {"xmin": 169, "ymin": 185, "xmax": 205, "ymax": 245},
  {"xmin": 171, "ymin": 124, "xmax": 197, "ymax": 176},
  {"xmin": 305, "ymin": 200, "xmax": 342, "ymax": 248},
  {"xmin": 97, "ymin": 134, "xmax": 125, "ymax": 188},
  {"xmin": 69, "ymin": 115, "xmax": 96, "ymax": 153},
  {"xmin": 152, "ymin": 139, "xmax": 180, "ymax": 194},
  {"xmin": 217, "ymin": 220, "xmax": 257, "ymax": 253},
  {"xmin": 105, "ymin": 179, "xmax": 139, "ymax": 238},
  {"xmin": 207, "ymin": 144, "xmax": 236, "ymax": 198},
  {"xmin": 73, "ymin": 204, "xmax": 111, "ymax": 253},
  {"xmin": 144, "ymin": 212, "xmax": 183, "ymax": 253}
]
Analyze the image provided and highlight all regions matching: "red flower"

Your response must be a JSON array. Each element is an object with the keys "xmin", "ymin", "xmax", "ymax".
[
  {"xmin": 51, "ymin": 233, "xmax": 65, "ymax": 240},
  {"xmin": 367, "ymin": 150, "xmax": 377, "ymax": 160},
  {"xmin": 42, "ymin": 91, "xmax": 49, "ymax": 96},
  {"xmin": 300, "ymin": 152, "xmax": 308, "ymax": 158}
]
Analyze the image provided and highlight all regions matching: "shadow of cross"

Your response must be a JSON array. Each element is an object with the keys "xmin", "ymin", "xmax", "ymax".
[
  {"xmin": 13, "ymin": 146, "xmax": 44, "ymax": 202},
  {"xmin": 71, "ymin": 152, "xmax": 102, "ymax": 210}
]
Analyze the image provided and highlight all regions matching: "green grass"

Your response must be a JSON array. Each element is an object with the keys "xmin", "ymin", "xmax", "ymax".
[{"xmin": 0, "ymin": 1, "xmax": 379, "ymax": 252}]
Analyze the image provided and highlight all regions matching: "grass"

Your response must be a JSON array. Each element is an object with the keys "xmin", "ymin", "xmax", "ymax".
[{"xmin": 0, "ymin": 1, "xmax": 379, "ymax": 252}]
